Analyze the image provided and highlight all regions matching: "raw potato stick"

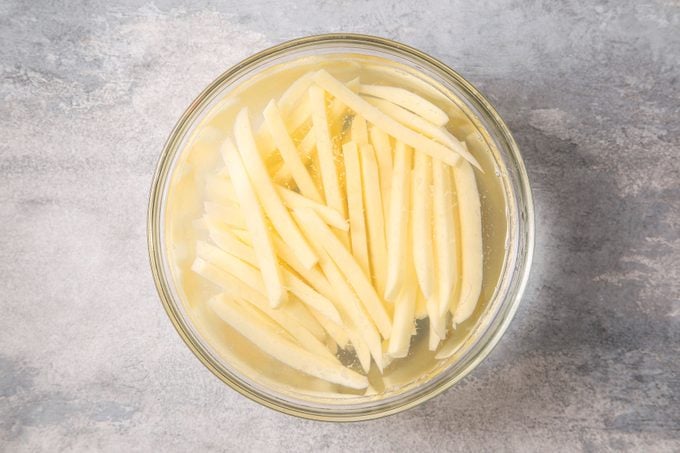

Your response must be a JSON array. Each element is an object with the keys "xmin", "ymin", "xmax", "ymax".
[
  {"xmin": 220, "ymin": 138, "xmax": 286, "ymax": 307},
  {"xmin": 358, "ymin": 84, "xmax": 449, "ymax": 127},
  {"xmin": 294, "ymin": 207, "xmax": 392, "ymax": 340},
  {"xmin": 263, "ymin": 100, "xmax": 322, "ymax": 202},
  {"xmin": 433, "ymin": 158, "xmax": 459, "ymax": 317},
  {"xmin": 369, "ymin": 126, "xmax": 393, "ymax": 231},
  {"xmin": 308, "ymin": 85, "xmax": 346, "ymax": 218},
  {"xmin": 312, "ymin": 69, "xmax": 479, "ymax": 169},
  {"xmin": 384, "ymin": 141, "xmax": 413, "ymax": 301},
  {"xmin": 359, "ymin": 143, "xmax": 388, "ymax": 295},
  {"xmin": 351, "ymin": 114, "xmax": 369, "ymax": 144},
  {"xmin": 197, "ymin": 240, "xmax": 341, "ymax": 325},
  {"xmin": 451, "ymin": 157, "xmax": 483, "ymax": 324},
  {"xmin": 233, "ymin": 108, "xmax": 317, "ymax": 269},
  {"xmin": 342, "ymin": 141, "xmax": 370, "ymax": 275},
  {"xmin": 208, "ymin": 295, "xmax": 368, "ymax": 389},
  {"xmin": 412, "ymin": 151, "xmax": 435, "ymax": 299},
  {"xmin": 193, "ymin": 259, "xmax": 333, "ymax": 360},
  {"xmin": 364, "ymin": 96, "xmax": 479, "ymax": 170},
  {"xmin": 276, "ymin": 185, "xmax": 348, "ymax": 231}
]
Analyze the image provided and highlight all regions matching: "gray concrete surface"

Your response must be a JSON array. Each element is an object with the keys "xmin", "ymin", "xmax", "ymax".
[{"xmin": 1, "ymin": 1, "xmax": 679, "ymax": 451}]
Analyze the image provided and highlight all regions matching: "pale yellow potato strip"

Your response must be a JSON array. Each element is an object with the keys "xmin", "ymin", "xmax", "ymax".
[
  {"xmin": 205, "ymin": 175, "xmax": 238, "ymax": 205},
  {"xmin": 309, "ymin": 309, "xmax": 350, "ymax": 349},
  {"xmin": 263, "ymin": 100, "xmax": 322, "ymax": 202},
  {"xmin": 294, "ymin": 212, "xmax": 385, "ymax": 371},
  {"xmin": 312, "ymin": 69, "xmax": 476, "ymax": 168},
  {"xmin": 276, "ymin": 185, "xmax": 348, "ymax": 231},
  {"xmin": 451, "ymin": 157, "xmax": 483, "ymax": 324},
  {"xmin": 427, "ymin": 291, "xmax": 447, "ymax": 350},
  {"xmin": 433, "ymin": 158, "xmax": 459, "ymax": 317},
  {"xmin": 220, "ymin": 138, "xmax": 286, "ymax": 307},
  {"xmin": 369, "ymin": 126, "xmax": 393, "ymax": 231},
  {"xmin": 364, "ymin": 96, "xmax": 480, "ymax": 170},
  {"xmin": 308, "ymin": 85, "xmax": 346, "ymax": 217},
  {"xmin": 351, "ymin": 114, "xmax": 369, "ymax": 144},
  {"xmin": 207, "ymin": 295, "xmax": 367, "ymax": 389},
  {"xmin": 233, "ymin": 108, "xmax": 317, "ymax": 269},
  {"xmin": 411, "ymin": 151, "xmax": 435, "ymax": 299},
  {"xmin": 192, "ymin": 260, "xmax": 333, "ymax": 360},
  {"xmin": 293, "ymin": 208, "xmax": 392, "ymax": 340},
  {"xmin": 342, "ymin": 141, "xmax": 370, "ymax": 275},
  {"xmin": 198, "ymin": 240, "xmax": 341, "ymax": 325},
  {"xmin": 203, "ymin": 202, "xmax": 245, "ymax": 229},
  {"xmin": 284, "ymin": 301, "xmax": 327, "ymax": 341},
  {"xmin": 359, "ymin": 84, "xmax": 449, "ymax": 127},
  {"xmin": 384, "ymin": 141, "xmax": 413, "ymax": 301},
  {"xmin": 387, "ymin": 237, "xmax": 417, "ymax": 358},
  {"xmin": 316, "ymin": 253, "xmax": 380, "ymax": 373},
  {"xmin": 359, "ymin": 143, "xmax": 388, "ymax": 295},
  {"xmin": 434, "ymin": 336, "xmax": 466, "ymax": 360}
]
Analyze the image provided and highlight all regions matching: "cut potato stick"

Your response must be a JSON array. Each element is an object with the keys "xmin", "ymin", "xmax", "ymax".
[
  {"xmin": 263, "ymin": 100, "xmax": 322, "ymax": 202},
  {"xmin": 198, "ymin": 240, "xmax": 341, "ymax": 325},
  {"xmin": 221, "ymin": 138, "xmax": 286, "ymax": 307},
  {"xmin": 433, "ymin": 158, "xmax": 459, "ymax": 317},
  {"xmin": 233, "ymin": 108, "xmax": 317, "ymax": 269},
  {"xmin": 308, "ymin": 85, "xmax": 346, "ymax": 217},
  {"xmin": 359, "ymin": 84, "xmax": 449, "ymax": 127},
  {"xmin": 275, "ymin": 185, "xmax": 348, "ymax": 231},
  {"xmin": 387, "ymin": 231, "xmax": 418, "ymax": 358},
  {"xmin": 278, "ymin": 71, "xmax": 315, "ymax": 114},
  {"xmin": 411, "ymin": 152, "xmax": 435, "ymax": 299},
  {"xmin": 415, "ymin": 289, "xmax": 428, "ymax": 320},
  {"xmin": 384, "ymin": 141, "xmax": 413, "ymax": 301},
  {"xmin": 204, "ymin": 202, "xmax": 245, "ymax": 228},
  {"xmin": 309, "ymin": 308, "xmax": 350, "ymax": 349},
  {"xmin": 369, "ymin": 126, "xmax": 393, "ymax": 230},
  {"xmin": 192, "ymin": 260, "xmax": 332, "ymax": 360},
  {"xmin": 351, "ymin": 114, "xmax": 369, "ymax": 144},
  {"xmin": 451, "ymin": 157, "xmax": 483, "ymax": 324},
  {"xmin": 363, "ymin": 96, "xmax": 479, "ymax": 170},
  {"xmin": 427, "ymin": 291, "xmax": 447, "ymax": 350},
  {"xmin": 205, "ymin": 175, "xmax": 238, "ymax": 205},
  {"xmin": 314, "ymin": 249, "xmax": 382, "ymax": 373},
  {"xmin": 285, "ymin": 301, "xmax": 327, "ymax": 341},
  {"xmin": 312, "ymin": 69, "xmax": 479, "ymax": 169},
  {"xmin": 359, "ymin": 143, "xmax": 388, "ymax": 295},
  {"xmin": 207, "ymin": 295, "xmax": 368, "ymax": 389},
  {"xmin": 294, "ymin": 208, "xmax": 392, "ymax": 340},
  {"xmin": 342, "ymin": 141, "xmax": 370, "ymax": 275}
]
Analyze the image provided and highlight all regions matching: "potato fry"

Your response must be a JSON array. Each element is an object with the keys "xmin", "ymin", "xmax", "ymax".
[
  {"xmin": 233, "ymin": 108, "xmax": 317, "ymax": 269},
  {"xmin": 433, "ymin": 158, "xmax": 459, "ymax": 317},
  {"xmin": 294, "ymin": 208, "xmax": 392, "ymax": 340},
  {"xmin": 263, "ymin": 100, "xmax": 322, "ymax": 202},
  {"xmin": 387, "ymin": 222, "xmax": 417, "ymax": 358},
  {"xmin": 312, "ymin": 69, "xmax": 477, "ymax": 169},
  {"xmin": 359, "ymin": 84, "xmax": 449, "ymax": 127},
  {"xmin": 351, "ymin": 114, "xmax": 369, "ymax": 144},
  {"xmin": 197, "ymin": 240, "xmax": 341, "ymax": 325},
  {"xmin": 359, "ymin": 143, "xmax": 387, "ymax": 295},
  {"xmin": 364, "ymin": 96, "xmax": 480, "ymax": 170},
  {"xmin": 276, "ymin": 185, "xmax": 348, "ymax": 231},
  {"xmin": 220, "ymin": 138, "xmax": 286, "ymax": 307},
  {"xmin": 369, "ymin": 126, "xmax": 393, "ymax": 231},
  {"xmin": 308, "ymin": 85, "xmax": 346, "ymax": 217},
  {"xmin": 192, "ymin": 260, "xmax": 332, "ymax": 359},
  {"xmin": 451, "ymin": 157, "xmax": 483, "ymax": 324},
  {"xmin": 384, "ymin": 141, "xmax": 413, "ymax": 301},
  {"xmin": 411, "ymin": 151, "xmax": 435, "ymax": 299},
  {"xmin": 342, "ymin": 141, "xmax": 370, "ymax": 275},
  {"xmin": 208, "ymin": 295, "xmax": 368, "ymax": 389}
]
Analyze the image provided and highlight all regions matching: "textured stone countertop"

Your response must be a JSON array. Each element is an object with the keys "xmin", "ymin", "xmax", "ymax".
[{"xmin": 1, "ymin": 1, "xmax": 678, "ymax": 451}]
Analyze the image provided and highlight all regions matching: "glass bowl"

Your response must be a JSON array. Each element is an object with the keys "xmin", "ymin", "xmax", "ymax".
[{"xmin": 147, "ymin": 33, "xmax": 534, "ymax": 421}]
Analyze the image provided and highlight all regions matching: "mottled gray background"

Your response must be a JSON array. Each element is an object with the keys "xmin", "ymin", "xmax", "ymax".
[{"xmin": 1, "ymin": 0, "xmax": 678, "ymax": 451}]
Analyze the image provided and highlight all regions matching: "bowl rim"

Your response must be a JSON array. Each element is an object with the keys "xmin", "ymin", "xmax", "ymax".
[{"xmin": 147, "ymin": 33, "xmax": 535, "ymax": 421}]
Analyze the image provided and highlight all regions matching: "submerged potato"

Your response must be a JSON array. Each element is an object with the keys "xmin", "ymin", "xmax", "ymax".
[{"xmin": 184, "ymin": 64, "xmax": 485, "ymax": 391}]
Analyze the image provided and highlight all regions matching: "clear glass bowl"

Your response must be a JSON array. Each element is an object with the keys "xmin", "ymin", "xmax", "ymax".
[{"xmin": 147, "ymin": 33, "xmax": 534, "ymax": 421}]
